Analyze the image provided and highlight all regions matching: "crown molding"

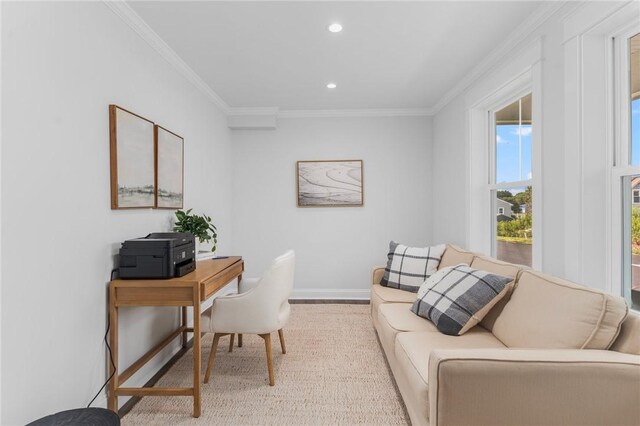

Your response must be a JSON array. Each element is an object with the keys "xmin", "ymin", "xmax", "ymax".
[
  {"xmin": 429, "ymin": 1, "xmax": 567, "ymax": 116},
  {"xmin": 278, "ymin": 108, "xmax": 433, "ymax": 118},
  {"xmin": 227, "ymin": 107, "xmax": 280, "ymax": 116},
  {"xmin": 103, "ymin": 0, "xmax": 230, "ymax": 114}
]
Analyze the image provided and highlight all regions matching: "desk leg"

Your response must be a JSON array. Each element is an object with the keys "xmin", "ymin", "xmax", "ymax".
[
  {"xmin": 108, "ymin": 286, "xmax": 119, "ymax": 413},
  {"xmin": 192, "ymin": 287, "xmax": 201, "ymax": 418},
  {"xmin": 181, "ymin": 307, "xmax": 188, "ymax": 348},
  {"xmin": 237, "ymin": 275, "xmax": 243, "ymax": 348}
]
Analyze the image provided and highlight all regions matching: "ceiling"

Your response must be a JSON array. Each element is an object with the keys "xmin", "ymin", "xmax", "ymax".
[{"xmin": 129, "ymin": 1, "xmax": 543, "ymax": 111}]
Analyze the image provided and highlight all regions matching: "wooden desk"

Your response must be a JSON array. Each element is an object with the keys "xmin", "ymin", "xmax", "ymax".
[{"xmin": 108, "ymin": 256, "xmax": 244, "ymax": 417}]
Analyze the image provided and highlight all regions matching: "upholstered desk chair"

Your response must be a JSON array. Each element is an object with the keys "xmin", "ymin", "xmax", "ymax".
[{"xmin": 201, "ymin": 250, "xmax": 295, "ymax": 386}]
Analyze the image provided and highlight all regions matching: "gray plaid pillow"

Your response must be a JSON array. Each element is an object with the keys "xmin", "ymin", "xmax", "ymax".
[
  {"xmin": 380, "ymin": 241, "xmax": 446, "ymax": 292},
  {"xmin": 411, "ymin": 264, "xmax": 514, "ymax": 335}
]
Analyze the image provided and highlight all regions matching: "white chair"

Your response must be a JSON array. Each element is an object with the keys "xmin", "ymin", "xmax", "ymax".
[{"xmin": 201, "ymin": 250, "xmax": 295, "ymax": 386}]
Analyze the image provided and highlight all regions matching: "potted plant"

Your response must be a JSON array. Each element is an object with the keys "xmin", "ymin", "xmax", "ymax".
[{"xmin": 173, "ymin": 209, "xmax": 217, "ymax": 253}]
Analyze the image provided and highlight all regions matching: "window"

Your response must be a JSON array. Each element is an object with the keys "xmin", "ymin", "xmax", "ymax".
[
  {"xmin": 616, "ymin": 31, "xmax": 640, "ymax": 310},
  {"xmin": 491, "ymin": 94, "xmax": 533, "ymax": 267}
]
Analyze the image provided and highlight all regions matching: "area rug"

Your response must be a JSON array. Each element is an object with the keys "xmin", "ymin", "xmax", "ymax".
[{"xmin": 122, "ymin": 304, "xmax": 409, "ymax": 425}]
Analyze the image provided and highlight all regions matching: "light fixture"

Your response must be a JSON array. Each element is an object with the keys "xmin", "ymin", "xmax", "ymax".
[
  {"xmin": 328, "ymin": 23, "xmax": 342, "ymax": 33},
  {"xmin": 326, "ymin": 83, "xmax": 337, "ymax": 89}
]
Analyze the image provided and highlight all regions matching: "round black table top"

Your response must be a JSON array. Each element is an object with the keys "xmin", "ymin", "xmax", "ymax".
[{"xmin": 27, "ymin": 408, "xmax": 120, "ymax": 426}]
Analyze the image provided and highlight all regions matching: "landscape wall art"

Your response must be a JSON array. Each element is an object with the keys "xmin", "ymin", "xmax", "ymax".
[
  {"xmin": 296, "ymin": 160, "xmax": 363, "ymax": 207},
  {"xmin": 109, "ymin": 105, "xmax": 155, "ymax": 209},
  {"xmin": 155, "ymin": 125, "xmax": 184, "ymax": 209}
]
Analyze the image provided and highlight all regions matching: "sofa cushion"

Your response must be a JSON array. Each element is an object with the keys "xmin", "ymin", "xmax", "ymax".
[
  {"xmin": 610, "ymin": 311, "xmax": 640, "ymax": 355},
  {"xmin": 393, "ymin": 329, "xmax": 506, "ymax": 421},
  {"xmin": 493, "ymin": 270, "xmax": 629, "ymax": 349},
  {"xmin": 381, "ymin": 241, "xmax": 446, "ymax": 292},
  {"xmin": 438, "ymin": 244, "xmax": 475, "ymax": 269},
  {"xmin": 377, "ymin": 303, "xmax": 439, "ymax": 364},
  {"xmin": 371, "ymin": 284, "xmax": 417, "ymax": 328},
  {"xmin": 469, "ymin": 256, "xmax": 526, "ymax": 331},
  {"xmin": 411, "ymin": 265, "xmax": 514, "ymax": 335},
  {"xmin": 371, "ymin": 284, "xmax": 417, "ymax": 305},
  {"xmin": 379, "ymin": 303, "xmax": 439, "ymax": 334}
]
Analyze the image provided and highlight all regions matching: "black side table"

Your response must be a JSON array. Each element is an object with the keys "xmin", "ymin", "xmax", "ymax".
[{"xmin": 27, "ymin": 408, "xmax": 120, "ymax": 426}]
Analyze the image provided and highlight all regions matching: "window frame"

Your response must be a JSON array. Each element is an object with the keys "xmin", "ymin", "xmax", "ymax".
[
  {"xmin": 488, "ymin": 92, "xmax": 535, "ymax": 264},
  {"xmin": 465, "ymin": 40, "xmax": 542, "ymax": 270},
  {"xmin": 611, "ymin": 25, "xmax": 640, "ymax": 309}
]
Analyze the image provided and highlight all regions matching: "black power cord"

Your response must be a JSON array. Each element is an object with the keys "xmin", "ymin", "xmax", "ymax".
[{"xmin": 87, "ymin": 269, "xmax": 118, "ymax": 408}]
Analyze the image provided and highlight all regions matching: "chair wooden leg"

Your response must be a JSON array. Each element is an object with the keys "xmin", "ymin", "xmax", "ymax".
[
  {"xmin": 229, "ymin": 334, "xmax": 235, "ymax": 352},
  {"xmin": 238, "ymin": 333, "xmax": 243, "ymax": 347},
  {"xmin": 259, "ymin": 333, "xmax": 275, "ymax": 386},
  {"xmin": 204, "ymin": 333, "xmax": 223, "ymax": 383},
  {"xmin": 277, "ymin": 329, "xmax": 286, "ymax": 354}
]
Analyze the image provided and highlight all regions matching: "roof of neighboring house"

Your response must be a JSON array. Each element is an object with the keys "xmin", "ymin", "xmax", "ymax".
[
  {"xmin": 497, "ymin": 214, "xmax": 513, "ymax": 222},
  {"xmin": 632, "ymin": 177, "xmax": 640, "ymax": 189},
  {"xmin": 496, "ymin": 199, "xmax": 514, "ymax": 208}
]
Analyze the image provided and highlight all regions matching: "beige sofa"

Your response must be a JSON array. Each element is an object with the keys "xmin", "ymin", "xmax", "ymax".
[{"xmin": 371, "ymin": 244, "xmax": 640, "ymax": 426}]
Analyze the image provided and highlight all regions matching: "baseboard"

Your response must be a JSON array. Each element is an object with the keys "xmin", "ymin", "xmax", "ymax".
[{"xmin": 290, "ymin": 288, "xmax": 370, "ymax": 300}]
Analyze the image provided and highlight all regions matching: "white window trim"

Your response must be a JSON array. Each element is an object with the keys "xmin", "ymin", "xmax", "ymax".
[
  {"xmin": 611, "ymin": 24, "xmax": 640, "ymax": 304},
  {"xmin": 465, "ymin": 38, "xmax": 543, "ymax": 269},
  {"xmin": 563, "ymin": 0, "xmax": 639, "ymax": 295}
]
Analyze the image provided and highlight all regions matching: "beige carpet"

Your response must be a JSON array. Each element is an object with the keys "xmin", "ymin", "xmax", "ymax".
[{"xmin": 122, "ymin": 304, "xmax": 409, "ymax": 425}]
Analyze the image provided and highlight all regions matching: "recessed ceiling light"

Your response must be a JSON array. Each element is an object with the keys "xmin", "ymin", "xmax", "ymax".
[
  {"xmin": 328, "ymin": 23, "xmax": 343, "ymax": 33},
  {"xmin": 326, "ymin": 83, "xmax": 337, "ymax": 89}
]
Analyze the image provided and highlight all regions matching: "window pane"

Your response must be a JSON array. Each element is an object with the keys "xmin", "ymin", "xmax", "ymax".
[
  {"xmin": 495, "ymin": 94, "xmax": 532, "ymax": 183},
  {"xmin": 495, "ymin": 186, "xmax": 532, "ymax": 267},
  {"xmin": 626, "ymin": 176, "xmax": 640, "ymax": 310},
  {"xmin": 630, "ymin": 33, "xmax": 640, "ymax": 165}
]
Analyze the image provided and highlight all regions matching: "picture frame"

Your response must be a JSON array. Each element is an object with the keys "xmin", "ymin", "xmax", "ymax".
[
  {"xmin": 109, "ymin": 105, "xmax": 156, "ymax": 209},
  {"xmin": 155, "ymin": 125, "xmax": 184, "ymax": 209},
  {"xmin": 296, "ymin": 160, "xmax": 364, "ymax": 207}
]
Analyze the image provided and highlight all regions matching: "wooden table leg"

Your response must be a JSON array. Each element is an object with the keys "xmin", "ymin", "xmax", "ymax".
[
  {"xmin": 181, "ymin": 306, "xmax": 188, "ymax": 348},
  {"xmin": 237, "ymin": 275, "xmax": 243, "ymax": 348},
  {"xmin": 192, "ymin": 286, "xmax": 201, "ymax": 418},
  {"xmin": 108, "ymin": 285, "xmax": 119, "ymax": 413}
]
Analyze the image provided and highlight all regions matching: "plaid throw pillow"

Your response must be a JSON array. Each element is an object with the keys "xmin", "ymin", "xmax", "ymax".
[
  {"xmin": 380, "ymin": 241, "xmax": 446, "ymax": 292},
  {"xmin": 411, "ymin": 264, "xmax": 514, "ymax": 335}
]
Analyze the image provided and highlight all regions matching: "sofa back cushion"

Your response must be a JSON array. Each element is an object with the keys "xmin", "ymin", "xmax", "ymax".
[
  {"xmin": 470, "ymin": 256, "xmax": 525, "ymax": 331},
  {"xmin": 493, "ymin": 270, "xmax": 628, "ymax": 349},
  {"xmin": 438, "ymin": 244, "xmax": 475, "ymax": 269},
  {"xmin": 610, "ymin": 311, "xmax": 640, "ymax": 355}
]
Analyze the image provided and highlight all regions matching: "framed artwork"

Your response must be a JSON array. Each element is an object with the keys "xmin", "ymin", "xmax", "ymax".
[
  {"xmin": 296, "ymin": 160, "xmax": 363, "ymax": 207},
  {"xmin": 155, "ymin": 125, "xmax": 184, "ymax": 209},
  {"xmin": 109, "ymin": 105, "xmax": 156, "ymax": 209}
]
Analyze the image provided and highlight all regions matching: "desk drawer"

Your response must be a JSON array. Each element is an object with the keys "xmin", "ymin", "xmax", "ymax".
[
  {"xmin": 202, "ymin": 261, "xmax": 244, "ymax": 299},
  {"xmin": 116, "ymin": 286, "xmax": 194, "ymax": 306}
]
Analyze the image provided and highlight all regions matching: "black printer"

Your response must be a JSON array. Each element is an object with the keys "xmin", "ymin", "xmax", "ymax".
[{"xmin": 118, "ymin": 232, "xmax": 196, "ymax": 279}]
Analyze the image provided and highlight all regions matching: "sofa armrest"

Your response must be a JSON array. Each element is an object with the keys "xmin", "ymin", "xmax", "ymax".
[
  {"xmin": 372, "ymin": 265, "xmax": 386, "ymax": 285},
  {"xmin": 429, "ymin": 348, "xmax": 640, "ymax": 426}
]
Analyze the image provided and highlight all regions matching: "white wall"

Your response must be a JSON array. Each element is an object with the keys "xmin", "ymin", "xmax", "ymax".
[
  {"xmin": 1, "ymin": 2, "xmax": 233, "ymax": 424},
  {"xmin": 231, "ymin": 116, "xmax": 433, "ymax": 299}
]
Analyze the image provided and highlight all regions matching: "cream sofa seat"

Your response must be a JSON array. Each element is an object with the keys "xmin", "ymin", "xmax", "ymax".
[
  {"xmin": 371, "ymin": 244, "xmax": 640, "ymax": 426},
  {"xmin": 376, "ymin": 303, "xmax": 439, "ymax": 366}
]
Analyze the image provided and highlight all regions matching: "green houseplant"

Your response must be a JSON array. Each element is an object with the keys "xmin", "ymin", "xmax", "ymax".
[{"xmin": 173, "ymin": 209, "xmax": 217, "ymax": 252}]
